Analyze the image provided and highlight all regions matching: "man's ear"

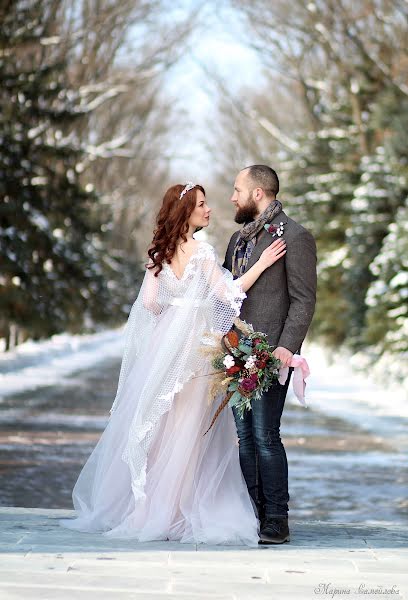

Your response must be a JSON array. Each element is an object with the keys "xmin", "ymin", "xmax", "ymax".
[{"xmin": 254, "ymin": 187, "xmax": 263, "ymax": 202}]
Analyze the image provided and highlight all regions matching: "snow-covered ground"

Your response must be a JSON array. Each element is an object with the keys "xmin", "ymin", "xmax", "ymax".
[
  {"xmin": 292, "ymin": 343, "xmax": 407, "ymax": 452},
  {"xmin": 302, "ymin": 343, "xmax": 408, "ymax": 418},
  {"xmin": 0, "ymin": 328, "xmax": 125, "ymax": 400},
  {"xmin": 1, "ymin": 329, "xmax": 406, "ymax": 440},
  {"xmin": 1, "ymin": 329, "xmax": 406, "ymax": 523}
]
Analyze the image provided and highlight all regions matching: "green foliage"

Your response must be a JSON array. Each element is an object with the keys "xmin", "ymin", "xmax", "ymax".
[
  {"xmin": 0, "ymin": 1, "xmax": 125, "ymax": 345},
  {"xmin": 238, "ymin": 342, "xmax": 252, "ymax": 355},
  {"xmin": 365, "ymin": 199, "xmax": 408, "ymax": 354},
  {"xmin": 228, "ymin": 391, "xmax": 242, "ymax": 408},
  {"xmin": 283, "ymin": 109, "xmax": 361, "ymax": 347},
  {"xmin": 212, "ymin": 355, "xmax": 225, "ymax": 370},
  {"xmin": 212, "ymin": 0, "xmax": 408, "ymax": 383},
  {"xmin": 282, "ymin": 80, "xmax": 408, "ymax": 357},
  {"xmin": 344, "ymin": 149, "xmax": 406, "ymax": 348}
]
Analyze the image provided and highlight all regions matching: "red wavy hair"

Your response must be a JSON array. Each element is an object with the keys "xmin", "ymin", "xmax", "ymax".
[{"xmin": 147, "ymin": 183, "xmax": 206, "ymax": 276}]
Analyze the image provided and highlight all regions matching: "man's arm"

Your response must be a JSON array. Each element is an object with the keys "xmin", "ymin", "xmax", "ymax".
[{"xmin": 277, "ymin": 229, "xmax": 317, "ymax": 354}]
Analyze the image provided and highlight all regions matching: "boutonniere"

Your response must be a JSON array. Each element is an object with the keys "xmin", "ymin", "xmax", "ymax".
[{"xmin": 264, "ymin": 221, "xmax": 285, "ymax": 237}]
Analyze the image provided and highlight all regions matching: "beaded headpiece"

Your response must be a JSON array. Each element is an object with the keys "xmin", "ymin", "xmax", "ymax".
[{"xmin": 179, "ymin": 182, "xmax": 196, "ymax": 199}]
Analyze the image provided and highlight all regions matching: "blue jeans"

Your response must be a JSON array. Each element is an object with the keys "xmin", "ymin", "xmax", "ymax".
[{"xmin": 232, "ymin": 370, "xmax": 292, "ymax": 519}]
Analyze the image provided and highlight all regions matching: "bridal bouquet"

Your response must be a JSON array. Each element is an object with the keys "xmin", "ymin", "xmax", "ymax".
[{"xmin": 203, "ymin": 318, "xmax": 281, "ymax": 434}]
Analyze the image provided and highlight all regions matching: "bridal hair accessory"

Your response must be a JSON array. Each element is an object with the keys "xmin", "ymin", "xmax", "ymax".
[{"xmin": 179, "ymin": 182, "xmax": 196, "ymax": 199}]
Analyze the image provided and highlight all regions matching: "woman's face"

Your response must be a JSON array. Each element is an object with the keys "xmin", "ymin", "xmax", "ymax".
[{"xmin": 188, "ymin": 190, "xmax": 211, "ymax": 229}]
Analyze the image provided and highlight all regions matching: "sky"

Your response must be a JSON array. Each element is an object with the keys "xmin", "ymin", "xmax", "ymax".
[{"xmin": 163, "ymin": 2, "xmax": 265, "ymax": 182}]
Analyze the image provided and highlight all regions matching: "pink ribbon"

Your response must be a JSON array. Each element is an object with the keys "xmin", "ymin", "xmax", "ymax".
[{"xmin": 278, "ymin": 354, "xmax": 310, "ymax": 406}]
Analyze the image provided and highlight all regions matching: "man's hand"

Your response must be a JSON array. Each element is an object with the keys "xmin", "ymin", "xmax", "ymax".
[{"xmin": 272, "ymin": 346, "xmax": 293, "ymax": 368}]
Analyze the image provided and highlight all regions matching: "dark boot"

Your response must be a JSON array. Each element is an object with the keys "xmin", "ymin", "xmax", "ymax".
[{"xmin": 259, "ymin": 517, "xmax": 290, "ymax": 544}]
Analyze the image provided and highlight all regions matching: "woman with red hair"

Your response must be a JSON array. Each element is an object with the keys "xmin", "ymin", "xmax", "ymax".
[{"xmin": 61, "ymin": 183, "xmax": 286, "ymax": 546}]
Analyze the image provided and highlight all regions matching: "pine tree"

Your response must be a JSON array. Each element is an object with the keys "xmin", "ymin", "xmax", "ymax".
[
  {"xmin": 282, "ymin": 101, "xmax": 360, "ymax": 347},
  {"xmin": 0, "ymin": 1, "xmax": 114, "ymax": 348},
  {"xmin": 364, "ymin": 199, "xmax": 408, "ymax": 379},
  {"xmin": 345, "ymin": 148, "xmax": 405, "ymax": 348}
]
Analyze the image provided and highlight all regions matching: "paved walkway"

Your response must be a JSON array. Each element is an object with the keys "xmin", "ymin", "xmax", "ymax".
[{"xmin": 0, "ymin": 508, "xmax": 406, "ymax": 599}]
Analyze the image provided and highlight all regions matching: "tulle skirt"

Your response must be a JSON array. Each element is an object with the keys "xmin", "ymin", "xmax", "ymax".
[{"xmin": 60, "ymin": 314, "xmax": 259, "ymax": 546}]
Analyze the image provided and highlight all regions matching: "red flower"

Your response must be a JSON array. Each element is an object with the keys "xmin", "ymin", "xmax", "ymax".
[
  {"xmin": 268, "ymin": 225, "xmax": 277, "ymax": 233},
  {"xmin": 253, "ymin": 338, "xmax": 262, "ymax": 346},
  {"xmin": 226, "ymin": 366, "xmax": 241, "ymax": 375},
  {"xmin": 257, "ymin": 350, "xmax": 270, "ymax": 362},
  {"xmin": 255, "ymin": 360, "xmax": 266, "ymax": 369},
  {"xmin": 240, "ymin": 378, "xmax": 257, "ymax": 392}
]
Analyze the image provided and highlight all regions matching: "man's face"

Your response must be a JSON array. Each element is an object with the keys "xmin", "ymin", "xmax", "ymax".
[{"xmin": 231, "ymin": 170, "xmax": 258, "ymax": 224}]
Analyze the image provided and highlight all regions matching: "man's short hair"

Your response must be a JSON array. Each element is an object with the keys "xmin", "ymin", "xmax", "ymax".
[{"xmin": 244, "ymin": 165, "xmax": 279, "ymax": 197}]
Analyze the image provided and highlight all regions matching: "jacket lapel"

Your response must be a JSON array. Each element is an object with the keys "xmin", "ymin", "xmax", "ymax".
[{"xmin": 244, "ymin": 210, "xmax": 288, "ymax": 272}]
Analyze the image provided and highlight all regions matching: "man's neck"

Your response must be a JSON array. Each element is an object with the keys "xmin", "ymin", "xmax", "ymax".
[{"xmin": 255, "ymin": 196, "xmax": 278, "ymax": 218}]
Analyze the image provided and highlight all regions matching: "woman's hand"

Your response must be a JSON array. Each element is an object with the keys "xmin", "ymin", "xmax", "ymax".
[
  {"xmin": 237, "ymin": 238, "xmax": 286, "ymax": 292},
  {"xmin": 258, "ymin": 239, "xmax": 286, "ymax": 271}
]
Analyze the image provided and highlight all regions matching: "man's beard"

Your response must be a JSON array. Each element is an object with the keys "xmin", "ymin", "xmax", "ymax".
[{"xmin": 234, "ymin": 196, "xmax": 258, "ymax": 224}]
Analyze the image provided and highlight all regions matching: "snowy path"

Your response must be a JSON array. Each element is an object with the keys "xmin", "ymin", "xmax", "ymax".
[
  {"xmin": 0, "ymin": 507, "xmax": 407, "ymax": 600},
  {"xmin": 1, "ymin": 328, "xmax": 406, "ymax": 422},
  {"xmin": 0, "ymin": 328, "xmax": 125, "ymax": 401},
  {"xmin": 0, "ymin": 329, "xmax": 407, "ymax": 524}
]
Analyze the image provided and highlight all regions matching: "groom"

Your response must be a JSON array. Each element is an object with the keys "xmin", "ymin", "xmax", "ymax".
[{"xmin": 223, "ymin": 165, "xmax": 317, "ymax": 544}]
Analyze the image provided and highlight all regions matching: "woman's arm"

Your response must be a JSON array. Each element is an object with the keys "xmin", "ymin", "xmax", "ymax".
[
  {"xmin": 142, "ymin": 266, "xmax": 162, "ymax": 315},
  {"xmin": 237, "ymin": 239, "xmax": 286, "ymax": 292}
]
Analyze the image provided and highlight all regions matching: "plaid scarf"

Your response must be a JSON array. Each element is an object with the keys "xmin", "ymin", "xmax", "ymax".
[{"xmin": 231, "ymin": 200, "xmax": 282, "ymax": 279}]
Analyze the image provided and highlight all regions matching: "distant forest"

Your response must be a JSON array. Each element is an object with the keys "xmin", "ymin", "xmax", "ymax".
[{"xmin": 1, "ymin": 0, "xmax": 407, "ymax": 387}]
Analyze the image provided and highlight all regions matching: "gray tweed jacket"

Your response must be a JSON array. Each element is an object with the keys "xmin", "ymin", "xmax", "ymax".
[{"xmin": 223, "ymin": 210, "xmax": 317, "ymax": 354}]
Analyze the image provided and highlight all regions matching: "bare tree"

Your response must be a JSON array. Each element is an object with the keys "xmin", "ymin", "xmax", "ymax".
[
  {"xmin": 230, "ymin": 0, "xmax": 408, "ymax": 151},
  {"xmin": 51, "ymin": 0, "xmax": 199, "ymax": 258}
]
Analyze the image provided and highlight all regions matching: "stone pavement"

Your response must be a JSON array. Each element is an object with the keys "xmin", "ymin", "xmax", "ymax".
[{"xmin": 0, "ymin": 508, "xmax": 406, "ymax": 600}]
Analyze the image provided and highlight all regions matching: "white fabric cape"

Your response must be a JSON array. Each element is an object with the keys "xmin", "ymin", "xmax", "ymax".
[{"xmin": 60, "ymin": 242, "xmax": 259, "ymax": 544}]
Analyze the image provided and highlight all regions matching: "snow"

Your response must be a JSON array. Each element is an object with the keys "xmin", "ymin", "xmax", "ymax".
[
  {"xmin": 318, "ymin": 246, "xmax": 348, "ymax": 269},
  {"xmin": 31, "ymin": 176, "xmax": 48, "ymax": 186},
  {"xmin": 289, "ymin": 344, "xmax": 408, "ymax": 446},
  {"xmin": 1, "ymin": 331, "xmax": 406, "ymax": 444},
  {"xmin": 0, "ymin": 328, "xmax": 125, "ymax": 401},
  {"xmin": 29, "ymin": 210, "xmax": 50, "ymax": 231},
  {"xmin": 316, "ymin": 127, "xmax": 355, "ymax": 139},
  {"xmin": 305, "ymin": 191, "xmax": 331, "ymax": 202},
  {"xmin": 390, "ymin": 271, "xmax": 408, "ymax": 288}
]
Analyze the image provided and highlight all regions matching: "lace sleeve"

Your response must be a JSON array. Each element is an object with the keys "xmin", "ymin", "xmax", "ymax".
[
  {"xmin": 142, "ymin": 265, "xmax": 163, "ymax": 316},
  {"xmin": 110, "ymin": 243, "xmax": 245, "ymax": 416},
  {"xmin": 198, "ymin": 242, "xmax": 246, "ymax": 330},
  {"xmin": 109, "ymin": 268, "xmax": 159, "ymax": 414}
]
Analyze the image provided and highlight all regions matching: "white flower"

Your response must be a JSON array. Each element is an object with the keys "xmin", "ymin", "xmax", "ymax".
[
  {"xmin": 244, "ymin": 355, "xmax": 256, "ymax": 369},
  {"xmin": 276, "ymin": 223, "xmax": 285, "ymax": 237},
  {"xmin": 223, "ymin": 355, "xmax": 235, "ymax": 369}
]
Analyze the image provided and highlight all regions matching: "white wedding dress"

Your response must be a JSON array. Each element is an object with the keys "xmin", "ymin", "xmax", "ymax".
[{"xmin": 60, "ymin": 241, "xmax": 259, "ymax": 545}]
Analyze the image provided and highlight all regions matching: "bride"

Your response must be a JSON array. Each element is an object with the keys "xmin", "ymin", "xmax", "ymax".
[{"xmin": 60, "ymin": 183, "xmax": 286, "ymax": 546}]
